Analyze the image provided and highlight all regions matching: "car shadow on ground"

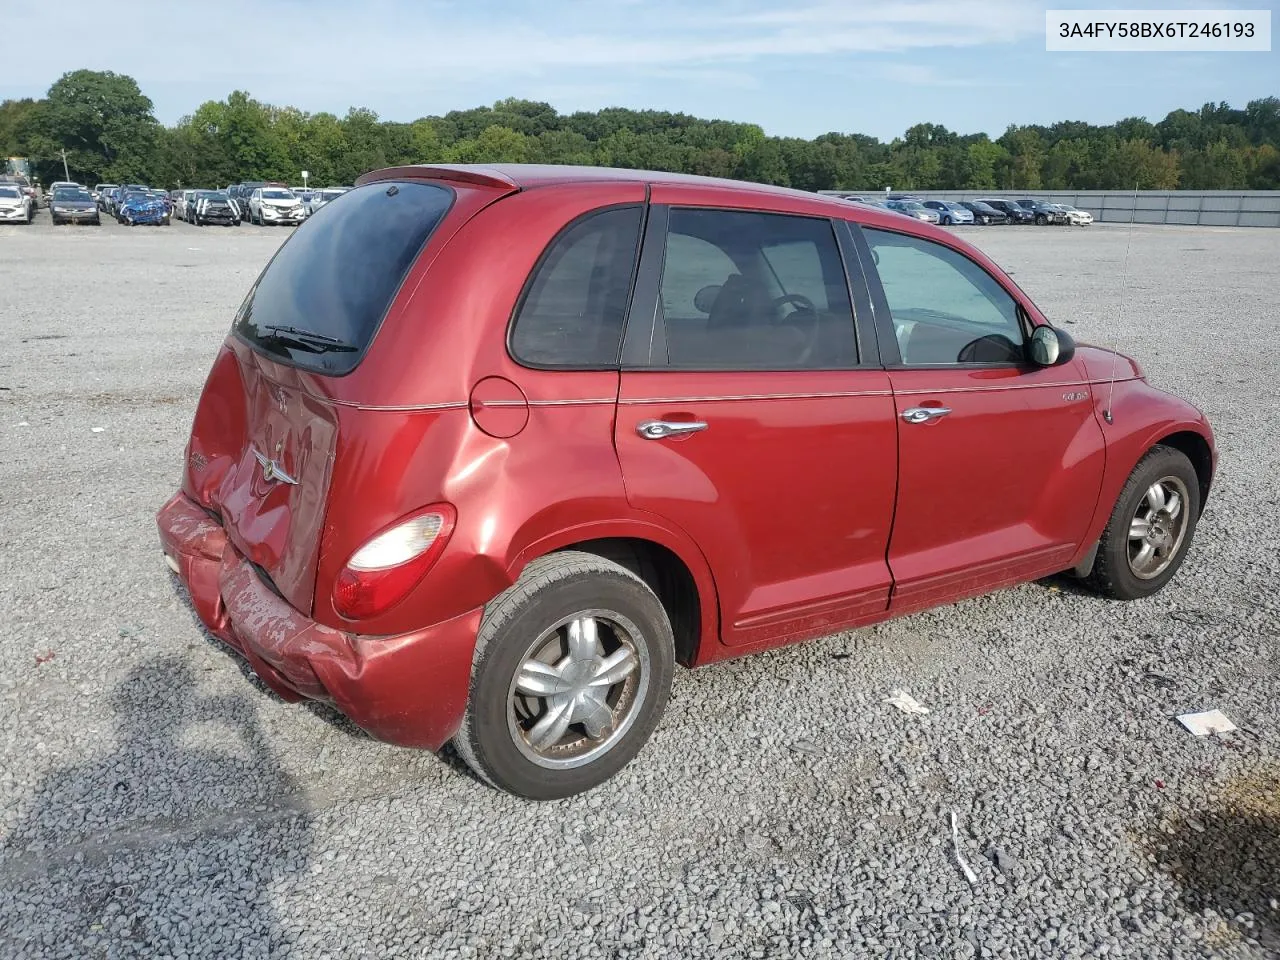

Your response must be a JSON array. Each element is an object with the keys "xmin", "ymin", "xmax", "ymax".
[
  {"xmin": 1150, "ymin": 767, "xmax": 1280, "ymax": 951},
  {"xmin": 0, "ymin": 656, "xmax": 314, "ymax": 957}
]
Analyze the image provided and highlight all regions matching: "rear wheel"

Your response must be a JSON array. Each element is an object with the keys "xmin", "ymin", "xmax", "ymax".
[
  {"xmin": 453, "ymin": 552, "xmax": 675, "ymax": 800},
  {"xmin": 1085, "ymin": 445, "xmax": 1201, "ymax": 600}
]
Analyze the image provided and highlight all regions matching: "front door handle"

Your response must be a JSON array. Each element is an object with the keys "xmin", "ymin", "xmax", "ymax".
[
  {"xmin": 636, "ymin": 419, "xmax": 709, "ymax": 440},
  {"xmin": 901, "ymin": 406, "xmax": 952, "ymax": 424}
]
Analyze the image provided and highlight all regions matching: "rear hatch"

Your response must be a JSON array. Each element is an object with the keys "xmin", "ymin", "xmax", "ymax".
[{"xmin": 184, "ymin": 177, "xmax": 491, "ymax": 614}]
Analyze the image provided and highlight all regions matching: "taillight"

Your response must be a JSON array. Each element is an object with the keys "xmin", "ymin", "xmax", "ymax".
[{"xmin": 333, "ymin": 505, "xmax": 456, "ymax": 621}]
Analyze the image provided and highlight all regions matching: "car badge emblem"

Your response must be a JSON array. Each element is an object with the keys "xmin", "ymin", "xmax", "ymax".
[{"xmin": 253, "ymin": 447, "xmax": 298, "ymax": 485}]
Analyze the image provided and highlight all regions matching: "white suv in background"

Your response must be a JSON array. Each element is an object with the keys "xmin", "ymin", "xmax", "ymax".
[{"xmin": 248, "ymin": 186, "xmax": 306, "ymax": 226}]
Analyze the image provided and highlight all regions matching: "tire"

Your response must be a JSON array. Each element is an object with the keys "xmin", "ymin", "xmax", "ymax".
[
  {"xmin": 1085, "ymin": 444, "xmax": 1202, "ymax": 601},
  {"xmin": 1035, "ymin": 214, "xmax": 1048, "ymax": 225},
  {"xmin": 453, "ymin": 551, "xmax": 675, "ymax": 800}
]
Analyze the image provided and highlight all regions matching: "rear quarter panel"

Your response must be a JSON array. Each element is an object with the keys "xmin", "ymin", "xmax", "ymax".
[{"xmin": 310, "ymin": 182, "xmax": 720, "ymax": 645}]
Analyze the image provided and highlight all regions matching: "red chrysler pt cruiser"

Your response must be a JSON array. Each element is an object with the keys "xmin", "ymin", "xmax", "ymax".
[{"xmin": 157, "ymin": 165, "xmax": 1216, "ymax": 799}]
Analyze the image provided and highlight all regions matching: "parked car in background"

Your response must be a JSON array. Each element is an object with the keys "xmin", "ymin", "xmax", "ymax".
[
  {"xmin": 116, "ymin": 189, "xmax": 169, "ymax": 225},
  {"xmin": 1010, "ymin": 199, "xmax": 1067, "ymax": 225},
  {"xmin": 94, "ymin": 183, "xmax": 118, "ymax": 209},
  {"xmin": 921, "ymin": 200, "xmax": 975, "ymax": 225},
  {"xmin": 248, "ymin": 185, "xmax": 306, "ymax": 225},
  {"xmin": 175, "ymin": 189, "xmax": 195, "ymax": 221},
  {"xmin": 154, "ymin": 163, "xmax": 1218, "ymax": 800},
  {"xmin": 849, "ymin": 198, "xmax": 923, "ymax": 220},
  {"xmin": 149, "ymin": 188, "xmax": 175, "ymax": 215},
  {"xmin": 2, "ymin": 174, "xmax": 40, "ymax": 210},
  {"xmin": 304, "ymin": 186, "xmax": 351, "ymax": 216},
  {"xmin": 191, "ymin": 190, "xmax": 241, "ymax": 226},
  {"xmin": 46, "ymin": 180, "xmax": 80, "ymax": 197},
  {"xmin": 49, "ymin": 185, "xmax": 101, "ymax": 225},
  {"xmin": 231, "ymin": 181, "xmax": 271, "ymax": 214},
  {"xmin": 885, "ymin": 199, "xmax": 941, "ymax": 223},
  {"xmin": 0, "ymin": 182, "xmax": 33, "ymax": 223},
  {"xmin": 106, "ymin": 184, "xmax": 147, "ymax": 217},
  {"xmin": 1053, "ymin": 203, "xmax": 1094, "ymax": 226},
  {"xmin": 975, "ymin": 198, "xmax": 1035, "ymax": 224},
  {"xmin": 958, "ymin": 200, "xmax": 1008, "ymax": 225}
]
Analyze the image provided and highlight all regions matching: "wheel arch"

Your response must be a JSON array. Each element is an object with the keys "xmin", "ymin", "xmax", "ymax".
[
  {"xmin": 506, "ymin": 519, "xmax": 719, "ymax": 668},
  {"xmin": 1073, "ymin": 404, "xmax": 1215, "ymax": 575},
  {"xmin": 1153, "ymin": 429, "xmax": 1214, "ymax": 513}
]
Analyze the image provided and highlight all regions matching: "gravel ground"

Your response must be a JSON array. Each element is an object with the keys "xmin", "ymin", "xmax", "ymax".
[{"xmin": 1, "ymin": 209, "xmax": 1277, "ymax": 960}]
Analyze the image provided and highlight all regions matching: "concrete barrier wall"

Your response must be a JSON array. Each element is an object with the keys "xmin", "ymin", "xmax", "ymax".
[{"xmin": 816, "ymin": 190, "xmax": 1280, "ymax": 227}]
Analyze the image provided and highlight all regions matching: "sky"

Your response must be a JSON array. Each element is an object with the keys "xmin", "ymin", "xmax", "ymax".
[{"xmin": 2, "ymin": 0, "xmax": 1276, "ymax": 141}]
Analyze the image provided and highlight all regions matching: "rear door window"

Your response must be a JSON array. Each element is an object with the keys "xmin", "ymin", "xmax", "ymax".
[
  {"xmin": 234, "ymin": 181, "xmax": 454, "ymax": 375},
  {"xmin": 509, "ymin": 206, "xmax": 643, "ymax": 368},
  {"xmin": 656, "ymin": 209, "xmax": 857, "ymax": 369}
]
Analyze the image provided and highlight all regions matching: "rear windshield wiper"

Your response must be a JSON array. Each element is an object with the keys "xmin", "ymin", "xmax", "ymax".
[{"xmin": 258, "ymin": 324, "xmax": 357, "ymax": 353}]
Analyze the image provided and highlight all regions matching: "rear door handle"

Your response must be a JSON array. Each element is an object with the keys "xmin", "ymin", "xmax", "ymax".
[
  {"xmin": 901, "ymin": 406, "xmax": 952, "ymax": 424},
  {"xmin": 636, "ymin": 419, "xmax": 709, "ymax": 440}
]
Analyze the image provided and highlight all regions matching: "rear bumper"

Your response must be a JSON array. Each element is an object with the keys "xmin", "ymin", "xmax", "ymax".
[{"xmin": 156, "ymin": 491, "xmax": 483, "ymax": 750}]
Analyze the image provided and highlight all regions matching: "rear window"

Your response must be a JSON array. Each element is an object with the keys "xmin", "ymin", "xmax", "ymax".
[
  {"xmin": 234, "ymin": 181, "xmax": 454, "ymax": 375},
  {"xmin": 508, "ymin": 206, "xmax": 643, "ymax": 368}
]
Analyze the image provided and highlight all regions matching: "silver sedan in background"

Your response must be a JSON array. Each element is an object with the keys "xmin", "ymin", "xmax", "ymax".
[{"xmin": 303, "ymin": 186, "xmax": 351, "ymax": 216}]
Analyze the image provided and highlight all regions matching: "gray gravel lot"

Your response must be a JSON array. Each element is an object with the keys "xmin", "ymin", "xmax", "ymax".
[{"xmin": 1, "ymin": 210, "xmax": 1277, "ymax": 959}]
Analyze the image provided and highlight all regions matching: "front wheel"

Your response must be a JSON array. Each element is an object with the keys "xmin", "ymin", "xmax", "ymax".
[
  {"xmin": 1085, "ymin": 445, "xmax": 1202, "ymax": 601},
  {"xmin": 453, "ymin": 551, "xmax": 675, "ymax": 800}
]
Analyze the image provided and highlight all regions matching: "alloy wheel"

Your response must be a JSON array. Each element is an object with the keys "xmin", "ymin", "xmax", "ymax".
[
  {"xmin": 506, "ymin": 610, "xmax": 649, "ymax": 770},
  {"xmin": 1127, "ymin": 476, "xmax": 1190, "ymax": 579}
]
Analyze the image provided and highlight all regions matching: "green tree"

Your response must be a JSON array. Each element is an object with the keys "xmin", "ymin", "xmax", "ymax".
[
  {"xmin": 26, "ymin": 70, "xmax": 161, "ymax": 184},
  {"xmin": 0, "ymin": 98, "xmax": 42, "ymax": 158}
]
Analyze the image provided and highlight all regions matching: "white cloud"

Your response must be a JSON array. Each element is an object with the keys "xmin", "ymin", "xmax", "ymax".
[{"xmin": 3, "ymin": 0, "xmax": 1044, "ymax": 119}]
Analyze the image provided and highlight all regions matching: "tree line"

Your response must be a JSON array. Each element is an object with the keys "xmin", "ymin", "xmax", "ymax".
[{"xmin": 2, "ymin": 70, "xmax": 1277, "ymax": 193}]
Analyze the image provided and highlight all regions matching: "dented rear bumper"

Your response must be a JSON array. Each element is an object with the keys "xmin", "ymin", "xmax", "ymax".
[{"xmin": 156, "ymin": 491, "xmax": 482, "ymax": 750}]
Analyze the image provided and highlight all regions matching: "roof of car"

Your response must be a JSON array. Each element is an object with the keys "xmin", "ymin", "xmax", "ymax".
[
  {"xmin": 362, "ymin": 163, "xmax": 840, "ymax": 202},
  {"xmin": 359, "ymin": 164, "xmax": 989, "ymax": 243}
]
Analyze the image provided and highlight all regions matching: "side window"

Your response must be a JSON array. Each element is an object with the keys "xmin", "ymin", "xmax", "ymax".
[
  {"xmin": 658, "ymin": 209, "xmax": 856, "ymax": 369},
  {"xmin": 863, "ymin": 228, "xmax": 1023, "ymax": 365},
  {"xmin": 510, "ymin": 206, "xmax": 642, "ymax": 367}
]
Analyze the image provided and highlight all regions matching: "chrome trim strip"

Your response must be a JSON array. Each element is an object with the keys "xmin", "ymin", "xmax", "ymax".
[
  {"xmin": 894, "ymin": 380, "xmax": 1091, "ymax": 396},
  {"xmin": 619, "ymin": 390, "xmax": 893, "ymax": 404},
  {"xmin": 526, "ymin": 398, "xmax": 616, "ymax": 407},
  {"xmin": 326, "ymin": 400, "xmax": 470, "ymax": 412},
  {"xmin": 475, "ymin": 398, "xmax": 616, "ymax": 408}
]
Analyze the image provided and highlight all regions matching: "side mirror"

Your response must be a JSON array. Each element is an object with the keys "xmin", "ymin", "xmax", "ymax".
[{"xmin": 1028, "ymin": 325, "xmax": 1075, "ymax": 366}]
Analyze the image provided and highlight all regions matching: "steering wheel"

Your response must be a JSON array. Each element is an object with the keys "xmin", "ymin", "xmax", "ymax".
[{"xmin": 771, "ymin": 294, "xmax": 821, "ymax": 364}]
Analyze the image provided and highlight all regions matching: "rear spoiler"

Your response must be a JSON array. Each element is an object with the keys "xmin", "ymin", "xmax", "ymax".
[{"xmin": 356, "ymin": 165, "xmax": 521, "ymax": 191}]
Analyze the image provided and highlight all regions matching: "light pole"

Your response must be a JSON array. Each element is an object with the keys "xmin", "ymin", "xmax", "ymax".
[
  {"xmin": 60, "ymin": 149, "xmax": 70, "ymax": 181},
  {"xmin": 301, "ymin": 170, "xmax": 309, "ymax": 191}
]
